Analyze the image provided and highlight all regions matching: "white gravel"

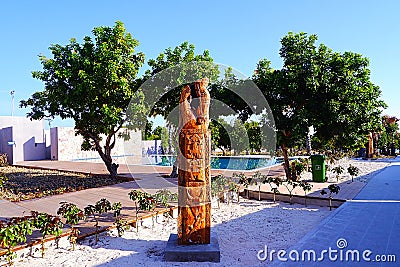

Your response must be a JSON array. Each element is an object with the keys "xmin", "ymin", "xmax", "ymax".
[{"xmin": 8, "ymin": 199, "xmax": 330, "ymax": 267}]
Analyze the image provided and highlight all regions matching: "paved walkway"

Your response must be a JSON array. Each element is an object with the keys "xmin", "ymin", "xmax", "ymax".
[
  {"xmin": 1, "ymin": 159, "xmax": 397, "ymax": 264},
  {"xmin": 0, "ymin": 161, "xmax": 176, "ymax": 219},
  {"xmin": 0, "ymin": 159, "xmax": 379, "ymax": 219},
  {"xmin": 269, "ymin": 159, "xmax": 400, "ymax": 266},
  {"xmin": 0, "ymin": 160, "xmax": 287, "ymax": 219}
]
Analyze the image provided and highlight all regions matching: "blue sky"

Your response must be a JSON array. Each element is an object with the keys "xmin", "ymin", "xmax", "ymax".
[{"xmin": 0, "ymin": 0, "xmax": 399, "ymax": 127}]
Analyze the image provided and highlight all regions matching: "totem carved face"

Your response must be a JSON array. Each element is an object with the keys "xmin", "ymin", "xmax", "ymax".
[{"xmin": 194, "ymin": 78, "xmax": 209, "ymax": 98}]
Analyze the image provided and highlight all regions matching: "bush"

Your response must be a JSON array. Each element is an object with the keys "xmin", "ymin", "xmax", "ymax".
[
  {"xmin": 0, "ymin": 154, "xmax": 8, "ymax": 167},
  {"xmin": 347, "ymin": 165, "xmax": 360, "ymax": 182}
]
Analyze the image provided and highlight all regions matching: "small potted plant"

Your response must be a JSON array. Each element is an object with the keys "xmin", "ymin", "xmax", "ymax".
[
  {"xmin": 31, "ymin": 211, "xmax": 63, "ymax": 258},
  {"xmin": 153, "ymin": 189, "xmax": 178, "ymax": 220},
  {"xmin": 138, "ymin": 194, "xmax": 157, "ymax": 230},
  {"xmin": 111, "ymin": 202, "xmax": 128, "ymax": 237},
  {"xmin": 282, "ymin": 179, "xmax": 299, "ymax": 204},
  {"xmin": 84, "ymin": 198, "xmax": 112, "ymax": 243},
  {"xmin": 347, "ymin": 165, "xmax": 360, "ymax": 182},
  {"xmin": 227, "ymin": 177, "xmax": 239, "ymax": 204},
  {"xmin": 332, "ymin": 166, "xmax": 344, "ymax": 182},
  {"xmin": 320, "ymin": 184, "xmax": 340, "ymax": 210},
  {"xmin": 0, "ymin": 216, "xmax": 33, "ymax": 265},
  {"xmin": 235, "ymin": 173, "xmax": 255, "ymax": 199},
  {"xmin": 299, "ymin": 181, "xmax": 313, "ymax": 206},
  {"xmin": 211, "ymin": 175, "xmax": 227, "ymax": 208},
  {"xmin": 267, "ymin": 177, "xmax": 282, "ymax": 203},
  {"xmin": 252, "ymin": 171, "xmax": 268, "ymax": 201},
  {"xmin": 128, "ymin": 190, "xmax": 155, "ymax": 232},
  {"xmin": 57, "ymin": 202, "xmax": 85, "ymax": 250}
]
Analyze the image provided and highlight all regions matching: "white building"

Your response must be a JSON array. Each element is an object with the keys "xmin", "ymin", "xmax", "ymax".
[{"xmin": 0, "ymin": 116, "xmax": 143, "ymax": 165}]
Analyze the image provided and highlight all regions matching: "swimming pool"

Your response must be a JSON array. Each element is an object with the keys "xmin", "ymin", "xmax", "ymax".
[{"xmin": 143, "ymin": 155, "xmax": 277, "ymax": 170}]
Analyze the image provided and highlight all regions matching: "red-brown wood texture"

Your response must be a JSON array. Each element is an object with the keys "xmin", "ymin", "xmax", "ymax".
[{"xmin": 177, "ymin": 78, "xmax": 211, "ymax": 245}]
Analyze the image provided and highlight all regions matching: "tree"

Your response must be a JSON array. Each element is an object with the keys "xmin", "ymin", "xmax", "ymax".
[
  {"xmin": 20, "ymin": 21, "xmax": 146, "ymax": 178},
  {"xmin": 143, "ymin": 121, "xmax": 154, "ymax": 140},
  {"xmin": 230, "ymin": 119, "xmax": 248, "ymax": 155},
  {"xmin": 377, "ymin": 115, "xmax": 399, "ymax": 155},
  {"xmin": 245, "ymin": 121, "xmax": 262, "ymax": 153},
  {"xmin": 159, "ymin": 126, "xmax": 169, "ymax": 154},
  {"xmin": 145, "ymin": 41, "xmax": 217, "ymax": 122},
  {"xmin": 152, "ymin": 126, "xmax": 164, "ymax": 140},
  {"xmin": 144, "ymin": 125, "xmax": 169, "ymax": 154},
  {"xmin": 254, "ymin": 32, "xmax": 385, "ymax": 180},
  {"xmin": 312, "ymin": 50, "xmax": 386, "ymax": 150},
  {"xmin": 143, "ymin": 42, "xmax": 218, "ymax": 176},
  {"xmin": 209, "ymin": 118, "xmax": 231, "ymax": 155}
]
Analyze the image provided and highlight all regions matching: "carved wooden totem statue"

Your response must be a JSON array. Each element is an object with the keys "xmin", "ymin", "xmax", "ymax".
[{"xmin": 177, "ymin": 78, "xmax": 211, "ymax": 245}]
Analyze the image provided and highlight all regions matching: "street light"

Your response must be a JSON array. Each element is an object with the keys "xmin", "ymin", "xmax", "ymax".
[{"xmin": 10, "ymin": 90, "xmax": 15, "ymax": 117}]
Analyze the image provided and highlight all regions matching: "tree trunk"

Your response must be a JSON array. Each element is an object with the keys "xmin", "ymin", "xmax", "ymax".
[
  {"xmin": 105, "ymin": 158, "xmax": 119, "ymax": 179},
  {"xmin": 97, "ymin": 148, "xmax": 118, "ymax": 179},
  {"xmin": 282, "ymin": 144, "xmax": 291, "ymax": 180},
  {"xmin": 169, "ymin": 159, "xmax": 178, "ymax": 178},
  {"xmin": 306, "ymin": 132, "xmax": 312, "ymax": 155},
  {"xmin": 90, "ymin": 133, "xmax": 119, "ymax": 179},
  {"xmin": 291, "ymin": 161, "xmax": 297, "ymax": 181},
  {"xmin": 216, "ymin": 145, "xmax": 225, "ymax": 156},
  {"xmin": 391, "ymin": 143, "xmax": 396, "ymax": 156}
]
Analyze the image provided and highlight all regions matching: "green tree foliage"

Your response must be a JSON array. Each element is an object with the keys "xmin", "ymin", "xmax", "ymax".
[
  {"xmin": 151, "ymin": 126, "xmax": 164, "ymax": 140},
  {"xmin": 244, "ymin": 121, "xmax": 262, "ymax": 152},
  {"xmin": 142, "ymin": 42, "xmax": 217, "ymax": 177},
  {"xmin": 20, "ymin": 21, "xmax": 146, "ymax": 178},
  {"xmin": 143, "ymin": 121, "xmax": 154, "ymax": 140},
  {"xmin": 159, "ymin": 127, "xmax": 169, "ymax": 154},
  {"xmin": 145, "ymin": 41, "xmax": 217, "ymax": 125},
  {"xmin": 209, "ymin": 118, "xmax": 249, "ymax": 155},
  {"xmin": 209, "ymin": 118, "xmax": 231, "ymax": 155},
  {"xmin": 377, "ymin": 115, "xmax": 399, "ymax": 156},
  {"xmin": 209, "ymin": 67, "xmax": 257, "ymax": 123},
  {"xmin": 144, "ymin": 125, "xmax": 169, "ymax": 153},
  {"xmin": 254, "ymin": 32, "xmax": 386, "ymax": 180},
  {"xmin": 230, "ymin": 119, "xmax": 248, "ymax": 155}
]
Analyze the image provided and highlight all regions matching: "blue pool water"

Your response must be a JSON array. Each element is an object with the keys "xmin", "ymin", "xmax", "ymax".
[{"xmin": 143, "ymin": 155, "xmax": 277, "ymax": 170}]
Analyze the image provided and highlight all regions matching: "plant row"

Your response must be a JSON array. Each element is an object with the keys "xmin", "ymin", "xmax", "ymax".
[
  {"xmin": 0, "ymin": 189, "xmax": 177, "ymax": 266},
  {"xmin": 211, "ymin": 171, "xmax": 341, "ymax": 209}
]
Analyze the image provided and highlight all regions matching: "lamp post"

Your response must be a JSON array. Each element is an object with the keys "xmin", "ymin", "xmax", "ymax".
[{"xmin": 10, "ymin": 90, "xmax": 15, "ymax": 117}]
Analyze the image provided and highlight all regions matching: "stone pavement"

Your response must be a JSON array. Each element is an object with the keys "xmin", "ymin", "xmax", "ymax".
[
  {"xmin": 0, "ymin": 160, "xmax": 286, "ymax": 219},
  {"xmin": 268, "ymin": 159, "xmax": 400, "ymax": 267},
  {"xmin": 0, "ymin": 161, "xmax": 176, "ymax": 219},
  {"xmin": 0, "ymin": 159, "xmax": 397, "ymax": 264},
  {"xmin": 0, "ymin": 159, "xmax": 378, "ymax": 219}
]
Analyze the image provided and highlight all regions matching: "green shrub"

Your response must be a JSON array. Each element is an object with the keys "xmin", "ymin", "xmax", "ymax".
[
  {"xmin": 0, "ymin": 154, "xmax": 8, "ymax": 167},
  {"xmin": 57, "ymin": 202, "xmax": 85, "ymax": 250},
  {"xmin": 347, "ymin": 165, "xmax": 360, "ymax": 182}
]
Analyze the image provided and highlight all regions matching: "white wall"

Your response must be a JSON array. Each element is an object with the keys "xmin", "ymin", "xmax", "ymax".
[
  {"xmin": 51, "ymin": 127, "xmax": 142, "ymax": 164},
  {"xmin": 0, "ymin": 117, "xmax": 144, "ymax": 165},
  {"xmin": 0, "ymin": 116, "xmax": 46, "ymax": 164}
]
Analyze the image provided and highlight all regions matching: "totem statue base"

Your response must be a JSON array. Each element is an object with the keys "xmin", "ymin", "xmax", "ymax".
[{"xmin": 164, "ymin": 233, "xmax": 220, "ymax": 262}]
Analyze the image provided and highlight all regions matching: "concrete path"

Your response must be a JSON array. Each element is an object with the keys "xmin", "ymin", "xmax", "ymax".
[
  {"xmin": 0, "ymin": 159, "xmax": 374, "ymax": 219},
  {"xmin": 268, "ymin": 160, "xmax": 400, "ymax": 266},
  {"xmin": 1, "ymin": 159, "xmax": 398, "ymax": 264},
  {"xmin": 0, "ymin": 161, "xmax": 177, "ymax": 219}
]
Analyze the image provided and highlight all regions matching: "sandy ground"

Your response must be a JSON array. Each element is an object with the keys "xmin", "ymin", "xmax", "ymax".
[
  {"xmin": 3, "ymin": 158, "xmax": 390, "ymax": 267},
  {"xmin": 313, "ymin": 158, "xmax": 389, "ymax": 183},
  {"xmin": 7, "ymin": 199, "xmax": 330, "ymax": 267},
  {"xmin": 248, "ymin": 158, "xmax": 390, "ymax": 198}
]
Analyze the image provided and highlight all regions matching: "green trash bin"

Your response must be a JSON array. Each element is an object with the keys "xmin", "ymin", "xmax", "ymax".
[{"xmin": 310, "ymin": 155, "xmax": 326, "ymax": 182}]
